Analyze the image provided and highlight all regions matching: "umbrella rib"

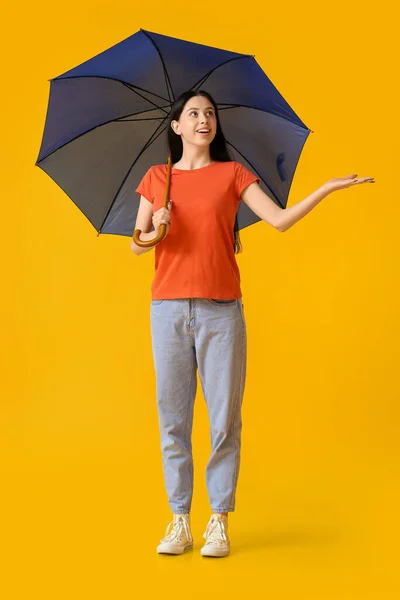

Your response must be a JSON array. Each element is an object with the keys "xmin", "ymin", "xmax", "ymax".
[
  {"xmin": 191, "ymin": 59, "xmax": 310, "ymax": 130},
  {"xmin": 219, "ymin": 103, "xmax": 311, "ymax": 131},
  {"xmin": 97, "ymin": 117, "xmax": 170, "ymax": 234},
  {"xmin": 115, "ymin": 117, "xmax": 167, "ymax": 122},
  {"xmin": 226, "ymin": 139, "xmax": 285, "ymax": 209},
  {"xmin": 36, "ymin": 104, "xmax": 172, "ymax": 164},
  {"xmin": 192, "ymin": 54, "xmax": 253, "ymax": 91},
  {"xmin": 122, "ymin": 80, "xmax": 172, "ymax": 106},
  {"xmin": 141, "ymin": 29, "xmax": 175, "ymax": 104},
  {"xmin": 54, "ymin": 74, "xmax": 171, "ymax": 104},
  {"xmin": 113, "ymin": 104, "xmax": 171, "ymax": 122},
  {"xmin": 218, "ymin": 103, "xmax": 306, "ymax": 127},
  {"xmin": 38, "ymin": 99, "xmax": 309, "ymax": 164}
]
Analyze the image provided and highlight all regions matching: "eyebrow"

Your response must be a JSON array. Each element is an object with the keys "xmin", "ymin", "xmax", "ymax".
[{"xmin": 186, "ymin": 106, "xmax": 214, "ymax": 111}]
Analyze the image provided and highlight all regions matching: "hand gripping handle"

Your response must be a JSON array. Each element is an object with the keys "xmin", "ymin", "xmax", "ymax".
[{"xmin": 132, "ymin": 154, "xmax": 172, "ymax": 247}]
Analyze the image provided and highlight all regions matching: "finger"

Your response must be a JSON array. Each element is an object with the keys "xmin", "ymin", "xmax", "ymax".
[{"xmin": 353, "ymin": 177, "xmax": 375, "ymax": 184}]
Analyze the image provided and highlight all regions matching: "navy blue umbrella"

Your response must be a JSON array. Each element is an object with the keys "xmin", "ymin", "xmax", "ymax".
[{"xmin": 36, "ymin": 28, "xmax": 313, "ymax": 241}]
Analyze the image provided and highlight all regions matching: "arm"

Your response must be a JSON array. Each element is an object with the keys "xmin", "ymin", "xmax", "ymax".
[
  {"xmin": 241, "ymin": 181, "xmax": 331, "ymax": 233},
  {"xmin": 130, "ymin": 195, "xmax": 156, "ymax": 255},
  {"xmin": 275, "ymin": 173, "xmax": 375, "ymax": 231},
  {"xmin": 241, "ymin": 173, "xmax": 375, "ymax": 233},
  {"xmin": 275, "ymin": 185, "xmax": 331, "ymax": 232}
]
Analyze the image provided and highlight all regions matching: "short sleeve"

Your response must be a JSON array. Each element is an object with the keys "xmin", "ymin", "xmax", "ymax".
[
  {"xmin": 234, "ymin": 162, "xmax": 260, "ymax": 198},
  {"xmin": 135, "ymin": 167, "xmax": 154, "ymax": 204}
]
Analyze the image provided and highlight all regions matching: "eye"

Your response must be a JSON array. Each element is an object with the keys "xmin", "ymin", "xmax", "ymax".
[{"xmin": 189, "ymin": 110, "xmax": 214, "ymax": 116}]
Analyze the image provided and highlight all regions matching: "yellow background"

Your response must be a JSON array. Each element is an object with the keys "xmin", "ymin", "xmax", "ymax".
[{"xmin": 2, "ymin": 1, "xmax": 399, "ymax": 597}]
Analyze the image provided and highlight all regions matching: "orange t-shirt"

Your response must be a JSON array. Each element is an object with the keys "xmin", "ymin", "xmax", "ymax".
[{"xmin": 135, "ymin": 161, "xmax": 260, "ymax": 300}]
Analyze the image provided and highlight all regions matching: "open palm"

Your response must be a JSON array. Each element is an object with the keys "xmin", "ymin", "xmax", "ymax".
[{"xmin": 325, "ymin": 173, "xmax": 375, "ymax": 192}]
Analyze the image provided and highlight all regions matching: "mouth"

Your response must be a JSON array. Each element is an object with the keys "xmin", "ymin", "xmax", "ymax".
[{"xmin": 197, "ymin": 129, "xmax": 211, "ymax": 135}]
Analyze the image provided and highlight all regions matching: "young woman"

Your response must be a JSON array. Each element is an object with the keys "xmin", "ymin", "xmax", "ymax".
[{"xmin": 131, "ymin": 90, "xmax": 374, "ymax": 558}]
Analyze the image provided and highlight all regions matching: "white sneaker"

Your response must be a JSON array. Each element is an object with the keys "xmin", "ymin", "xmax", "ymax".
[
  {"xmin": 200, "ymin": 514, "xmax": 230, "ymax": 557},
  {"xmin": 157, "ymin": 513, "xmax": 193, "ymax": 555}
]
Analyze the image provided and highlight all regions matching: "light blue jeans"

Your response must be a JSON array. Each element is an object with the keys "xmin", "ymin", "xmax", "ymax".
[{"xmin": 150, "ymin": 298, "xmax": 247, "ymax": 514}]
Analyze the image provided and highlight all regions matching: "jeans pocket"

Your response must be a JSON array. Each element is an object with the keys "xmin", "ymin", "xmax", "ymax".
[{"xmin": 207, "ymin": 299, "xmax": 237, "ymax": 306}]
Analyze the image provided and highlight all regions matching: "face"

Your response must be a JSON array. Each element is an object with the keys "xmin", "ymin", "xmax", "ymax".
[{"xmin": 171, "ymin": 95, "xmax": 217, "ymax": 146}]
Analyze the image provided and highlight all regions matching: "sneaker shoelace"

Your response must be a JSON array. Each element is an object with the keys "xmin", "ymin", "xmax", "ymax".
[
  {"xmin": 161, "ymin": 515, "xmax": 192, "ymax": 544},
  {"xmin": 203, "ymin": 516, "xmax": 229, "ymax": 547}
]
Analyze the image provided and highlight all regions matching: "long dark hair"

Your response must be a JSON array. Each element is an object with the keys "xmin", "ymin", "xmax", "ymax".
[{"xmin": 166, "ymin": 89, "xmax": 243, "ymax": 254}]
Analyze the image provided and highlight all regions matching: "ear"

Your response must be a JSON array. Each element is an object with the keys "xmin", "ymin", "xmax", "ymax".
[{"xmin": 171, "ymin": 121, "xmax": 180, "ymax": 135}]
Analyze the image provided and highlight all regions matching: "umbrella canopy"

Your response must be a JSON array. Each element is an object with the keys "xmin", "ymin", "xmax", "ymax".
[{"xmin": 36, "ymin": 28, "xmax": 312, "ymax": 237}]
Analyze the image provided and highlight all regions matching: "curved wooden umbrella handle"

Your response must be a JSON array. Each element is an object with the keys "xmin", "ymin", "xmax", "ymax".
[{"xmin": 132, "ymin": 154, "xmax": 172, "ymax": 247}]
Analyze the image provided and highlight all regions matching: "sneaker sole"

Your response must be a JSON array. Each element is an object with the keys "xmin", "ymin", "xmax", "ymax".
[
  {"xmin": 157, "ymin": 542, "xmax": 193, "ymax": 555},
  {"xmin": 200, "ymin": 546, "xmax": 230, "ymax": 557}
]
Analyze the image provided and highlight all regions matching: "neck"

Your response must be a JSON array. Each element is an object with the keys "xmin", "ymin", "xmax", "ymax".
[{"xmin": 174, "ymin": 146, "xmax": 213, "ymax": 170}]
